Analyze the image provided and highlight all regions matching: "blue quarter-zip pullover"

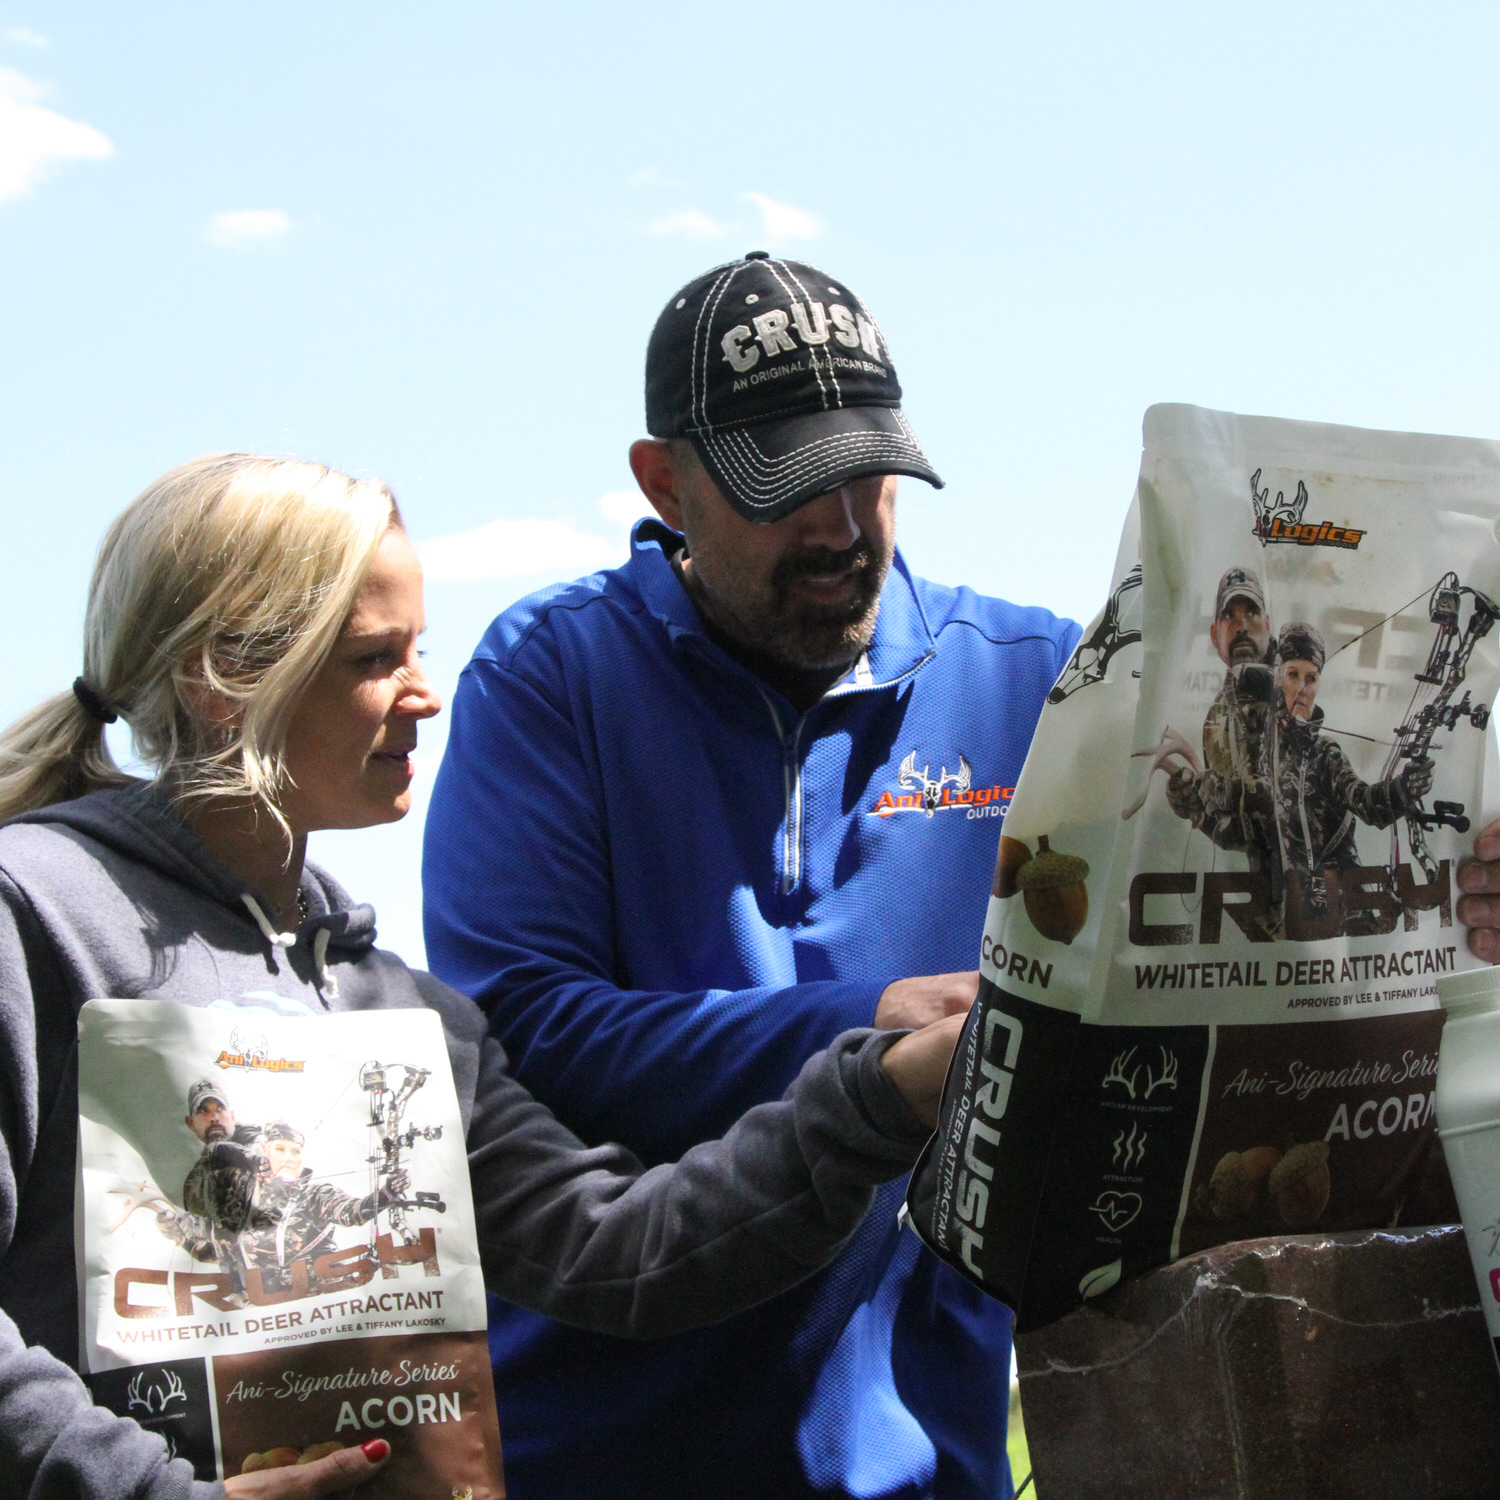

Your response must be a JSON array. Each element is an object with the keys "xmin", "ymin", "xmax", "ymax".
[{"xmin": 423, "ymin": 519, "xmax": 1079, "ymax": 1499}]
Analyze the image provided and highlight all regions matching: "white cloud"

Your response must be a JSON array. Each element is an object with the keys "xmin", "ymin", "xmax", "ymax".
[
  {"xmin": 649, "ymin": 207, "xmax": 729, "ymax": 240},
  {"xmin": 4, "ymin": 27, "xmax": 47, "ymax": 47},
  {"xmin": 743, "ymin": 191, "xmax": 823, "ymax": 243},
  {"xmin": 599, "ymin": 490, "xmax": 647, "ymax": 528},
  {"xmin": 205, "ymin": 209, "xmax": 293, "ymax": 248},
  {"xmin": 0, "ymin": 67, "xmax": 111, "ymax": 204},
  {"xmin": 418, "ymin": 516, "xmax": 626, "ymax": 583}
]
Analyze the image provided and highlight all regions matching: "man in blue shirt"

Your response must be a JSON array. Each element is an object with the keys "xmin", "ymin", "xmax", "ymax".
[{"xmin": 423, "ymin": 252, "xmax": 1081, "ymax": 1498}]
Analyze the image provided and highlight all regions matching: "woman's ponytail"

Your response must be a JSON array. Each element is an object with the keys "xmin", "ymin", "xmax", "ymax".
[{"xmin": 0, "ymin": 687, "xmax": 130, "ymax": 821}]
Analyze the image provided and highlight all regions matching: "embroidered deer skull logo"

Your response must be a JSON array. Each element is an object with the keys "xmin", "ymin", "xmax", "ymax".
[{"xmin": 897, "ymin": 750, "xmax": 972, "ymax": 818}]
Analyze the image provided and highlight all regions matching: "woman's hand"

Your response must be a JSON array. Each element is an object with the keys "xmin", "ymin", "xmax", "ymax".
[
  {"xmin": 879, "ymin": 1012, "xmax": 966, "ymax": 1129},
  {"xmin": 223, "ymin": 1438, "xmax": 391, "ymax": 1497}
]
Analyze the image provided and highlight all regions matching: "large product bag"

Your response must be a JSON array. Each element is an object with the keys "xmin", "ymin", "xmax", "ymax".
[
  {"xmin": 77, "ymin": 999, "xmax": 504, "ymax": 1496},
  {"xmin": 907, "ymin": 403, "xmax": 1500, "ymax": 1331}
]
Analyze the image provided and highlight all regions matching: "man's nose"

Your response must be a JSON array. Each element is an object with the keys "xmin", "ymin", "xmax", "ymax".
[{"xmin": 796, "ymin": 486, "xmax": 861, "ymax": 551}]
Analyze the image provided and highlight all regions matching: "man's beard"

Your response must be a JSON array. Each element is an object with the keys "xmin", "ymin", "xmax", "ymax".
[
  {"xmin": 756, "ymin": 539, "xmax": 890, "ymax": 670},
  {"xmin": 1226, "ymin": 630, "xmax": 1264, "ymax": 664}
]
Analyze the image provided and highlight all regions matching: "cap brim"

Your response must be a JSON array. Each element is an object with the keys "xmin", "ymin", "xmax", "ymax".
[{"xmin": 691, "ymin": 406, "xmax": 943, "ymax": 522}]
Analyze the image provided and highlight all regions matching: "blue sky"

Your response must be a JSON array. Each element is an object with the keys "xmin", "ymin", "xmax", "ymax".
[{"xmin": 5, "ymin": 2, "xmax": 1500, "ymax": 962}]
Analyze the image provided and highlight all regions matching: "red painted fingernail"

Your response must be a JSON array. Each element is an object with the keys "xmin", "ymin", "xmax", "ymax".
[{"xmin": 361, "ymin": 1439, "xmax": 391, "ymax": 1461}]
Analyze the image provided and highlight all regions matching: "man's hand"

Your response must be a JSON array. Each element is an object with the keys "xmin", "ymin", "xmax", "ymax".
[
  {"xmin": 223, "ymin": 1438, "xmax": 391, "ymax": 1497},
  {"xmin": 873, "ymin": 971, "xmax": 978, "ymax": 1031},
  {"xmin": 1397, "ymin": 754, "xmax": 1435, "ymax": 809},
  {"xmin": 1458, "ymin": 817, "xmax": 1500, "ymax": 962},
  {"xmin": 880, "ymin": 1014, "xmax": 965, "ymax": 1129}
]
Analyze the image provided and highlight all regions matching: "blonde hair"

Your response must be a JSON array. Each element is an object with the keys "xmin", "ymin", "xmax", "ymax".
[{"xmin": 0, "ymin": 453, "xmax": 400, "ymax": 822}]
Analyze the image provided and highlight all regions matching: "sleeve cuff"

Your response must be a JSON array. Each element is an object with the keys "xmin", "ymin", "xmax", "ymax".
[{"xmin": 848, "ymin": 1028, "xmax": 934, "ymax": 1144}]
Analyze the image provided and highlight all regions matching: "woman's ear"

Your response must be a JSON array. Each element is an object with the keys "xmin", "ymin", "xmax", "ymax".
[{"xmin": 177, "ymin": 657, "xmax": 243, "ymax": 736}]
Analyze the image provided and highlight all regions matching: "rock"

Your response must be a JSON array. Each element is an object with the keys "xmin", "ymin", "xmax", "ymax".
[{"xmin": 1014, "ymin": 1225, "xmax": 1500, "ymax": 1499}]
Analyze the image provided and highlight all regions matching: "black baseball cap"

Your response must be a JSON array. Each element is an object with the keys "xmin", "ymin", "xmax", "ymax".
[{"xmin": 644, "ymin": 252, "xmax": 943, "ymax": 521}]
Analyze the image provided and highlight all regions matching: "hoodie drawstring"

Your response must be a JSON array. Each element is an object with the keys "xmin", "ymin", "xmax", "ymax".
[
  {"xmin": 312, "ymin": 926, "xmax": 339, "ymax": 999},
  {"xmin": 240, "ymin": 893, "xmax": 340, "ymax": 1001},
  {"xmin": 240, "ymin": 894, "xmax": 297, "ymax": 948}
]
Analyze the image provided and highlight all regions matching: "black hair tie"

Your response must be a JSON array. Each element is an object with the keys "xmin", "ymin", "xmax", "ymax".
[{"xmin": 72, "ymin": 678, "xmax": 119, "ymax": 725}]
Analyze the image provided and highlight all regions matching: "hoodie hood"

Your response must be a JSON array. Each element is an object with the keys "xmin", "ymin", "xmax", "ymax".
[{"xmin": 8, "ymin": 781, "xmax": 379, "ymax": 971}]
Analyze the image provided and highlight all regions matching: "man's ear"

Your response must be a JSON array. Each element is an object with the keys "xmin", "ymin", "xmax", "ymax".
[
  {"xmin": 1208, "ymin": 618, "xmax": 1227, "ymax": 666},
  {"xmin": 628, "ymin": 439, "xmax": 686, "ymax": 531}
]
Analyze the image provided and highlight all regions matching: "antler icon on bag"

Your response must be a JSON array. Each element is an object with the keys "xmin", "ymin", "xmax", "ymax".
[
  {"xmin": 1103, "ymin": 1048, "xmax": 1141, "ymax": 1097},
  {"xmin": 1102, "ymin": 1046, "xmax": 1178, "ymax": 1100},
  {"xmin": 126, "ymin": 1368, "xmax": 186, "ymax": 1415},
  {"xmin": 1143, "ymin": 1049, "xmax": 1177, "ymax": 1099}
]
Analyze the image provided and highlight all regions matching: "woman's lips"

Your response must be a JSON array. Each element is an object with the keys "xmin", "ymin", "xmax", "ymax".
[{"xmin": 371, "ymin": 747, "xmax": 416, "ymax": 777}]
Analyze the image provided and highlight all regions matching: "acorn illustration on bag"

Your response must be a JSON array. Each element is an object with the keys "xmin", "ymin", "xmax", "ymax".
[
  {"xmin": 1014, "ymin": 835, "xmax": 1090, "ymax": 944},
  {"xmin": 1268, "ymin": 1139, "xmax": 1331, "ymax": 1227},
  {"xmin": 1201, "ymin": 1144, "xmax": 1284, "ymax": 1221},
  {"xmin": 992, "ymin": 836, "xmax": 1032, "ymax": 899}
]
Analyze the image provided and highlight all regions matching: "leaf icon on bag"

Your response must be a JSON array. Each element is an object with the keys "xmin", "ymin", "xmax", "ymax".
[{"xmin": 1079, "ymin": 1259, "xmax": 1122, "ymax": 1299}]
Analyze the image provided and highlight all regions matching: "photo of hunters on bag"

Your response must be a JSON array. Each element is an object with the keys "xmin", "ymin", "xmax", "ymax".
[{"xmin": 11, "ymin": 10, "xmax": 1500, "ymax": 1500}]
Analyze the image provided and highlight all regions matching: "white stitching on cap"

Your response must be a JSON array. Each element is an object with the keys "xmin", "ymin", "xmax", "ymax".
[
  {"xmin": 711, "ymin": 425, "xmax": 925, "ymax": 491},
  {"xmin": 718, "ymin": 429, "xmax": 924, "ymax": 489},
  {"xmin": 766, "ymin": 259, "xmax": 835, "ymax": 410},
  {"xmin": 692, "ymin": 266, "xmax": 737, "ymax": 431},
  {"xmin": 701, "ymin": 413, "xmax": 929, "ymax": 510},
  {"xmin": 712, "ymin": 412, "xmax": 921, "ymax": 472},
  {"xmin": 706, "ymin": 438, "xmax": 926, "ymax": 512},
  {"xmin": 708, "ymin": 410, "xmax": 922, "ymax": 482}
]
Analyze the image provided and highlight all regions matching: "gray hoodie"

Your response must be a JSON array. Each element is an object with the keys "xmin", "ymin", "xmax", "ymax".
[{"xmin": 0, "ymin": 784, "xmax": 928, "ymax": 1498}]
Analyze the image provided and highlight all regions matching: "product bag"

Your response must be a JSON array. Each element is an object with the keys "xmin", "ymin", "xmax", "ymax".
[
  {"xmin": 907, "ymin": 403, "xmax": 1500, "ymax": 1331},
  {"xmin": 78, "ymin": 999, "xmax": 503, "ymax": 1496}
]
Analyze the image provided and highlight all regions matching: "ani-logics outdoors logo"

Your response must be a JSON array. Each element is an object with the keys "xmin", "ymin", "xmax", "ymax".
[
  {"xmin": 213, "ymin": 1024, "xmax": 305, "ymax": 1074},
  {"xmin": 867, "ymin": 750, "xmax": 1012, "ymax": 821},
  {"xmin": 1250, "ymin": 467, "xmax": 1365, "ymax": 550}
]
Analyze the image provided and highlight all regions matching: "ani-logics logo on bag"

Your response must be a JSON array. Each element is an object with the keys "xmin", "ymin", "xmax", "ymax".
[
  {"xmin": 214, "ymin": 1025, "xmax": 305, "ymax": 1074},
  {"xmin": 1251, "ymin": 468, "xmax": 1365, "ymax": 550},
  {"xmin": 867, "ymin": 750, "xmax": 1012, "ymax": 821}
]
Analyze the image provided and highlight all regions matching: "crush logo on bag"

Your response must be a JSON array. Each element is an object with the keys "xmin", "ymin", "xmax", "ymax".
[
  {"xmin": 1250, "ymin": 468, "xmax": 1365, "ymax": 549},
  {"xmin": 867, "ymin": 750, "xmax": 1013, "ymax": 821}
]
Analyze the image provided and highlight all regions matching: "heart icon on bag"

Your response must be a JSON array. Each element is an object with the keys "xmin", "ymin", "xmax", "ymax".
[{"xmin": 1089, "ymin": 1191, "xmax": 1143, "ymax": 1233}]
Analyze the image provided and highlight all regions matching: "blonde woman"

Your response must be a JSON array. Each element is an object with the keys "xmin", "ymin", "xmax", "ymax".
[{"xmin": 0, "ymin": 455, "xmax": 960, "ymax": 1499}]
